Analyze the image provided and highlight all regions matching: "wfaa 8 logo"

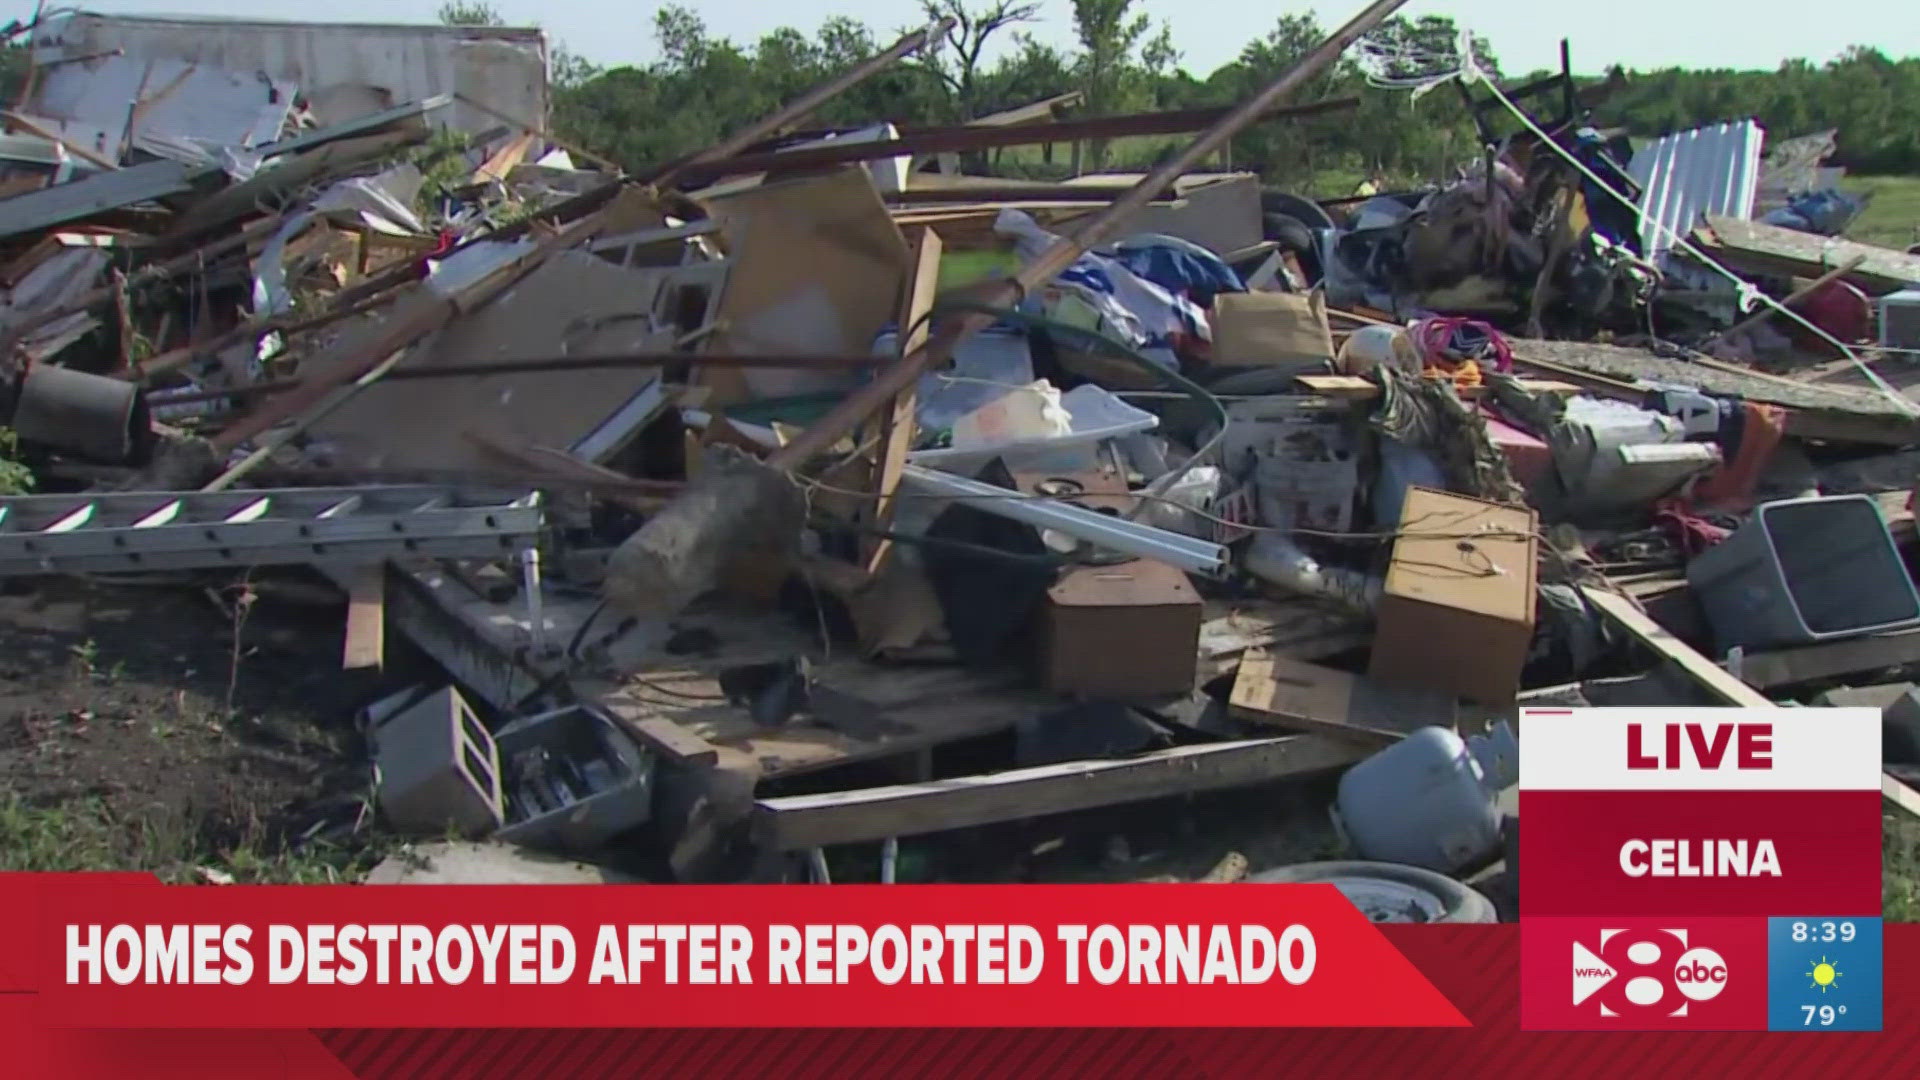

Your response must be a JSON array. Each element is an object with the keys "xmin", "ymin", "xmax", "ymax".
[{"xmin": 1573, "ymin": 928, "xmax": 1729, "ymax": 1018}]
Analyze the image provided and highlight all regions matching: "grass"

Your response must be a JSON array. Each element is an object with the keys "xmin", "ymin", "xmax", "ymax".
[
  {"xmin": 1887, "ymin": 810, "xmax": 1920, "ymax": 921},
  {"xmin": 1843, "ymin": 175, "xmax": 1920, "ymax": 251},
  {"xmin": 0, "ymin": 794, "xmax": 391, "ymax": 885}
]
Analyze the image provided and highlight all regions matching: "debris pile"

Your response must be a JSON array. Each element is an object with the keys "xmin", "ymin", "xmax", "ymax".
[{"xmin": 5, "ymin": 6, "xmax": 1920, "ymax": 910}]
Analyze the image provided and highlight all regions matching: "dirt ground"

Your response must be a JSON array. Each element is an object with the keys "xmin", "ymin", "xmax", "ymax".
[
  {"xmin": 0, "ymin": 574, "xmax": 409, "ymax": 881},
  {"xmin": 0, "ymin": 572, "xmax": 1531, "ymax": 910}
]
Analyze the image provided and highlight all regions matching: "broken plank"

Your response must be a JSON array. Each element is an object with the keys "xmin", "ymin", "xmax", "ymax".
[
  {"xmin": 1228, "ymin": 650, "xmax": 1452, "ymax": 746},
  {"xmin": 1732, "ymin": 628, "xmax": 1920, "ymax": 691},
  {"xmin": 595, "ymin": 692, "xmax": 722, "ymax": 767},
  {"xmin": 1195, "ymin": 598, "xmax": 1370, "ymax": 681},
  {"xmin": 1696, "ymin": 214, "xmax": 1920, "ymax": 294},
  {"xmin": 341, "ymin": 563, "xmax": 385, "ymax": 670},
  {"xmin": 1295, "ymin": 374, "xmax": 1581, "ymax": 401},
  {"xmin": 863, "ymin": 226, "xmax": 942, "ymax": 575},
  {"xmin": 1581, "ymin": 587, "xmax": 1774, "ymax": 707},
  {"xmin": 752, "ymin": 734, "xmax": 1366, "ymax": 850}
]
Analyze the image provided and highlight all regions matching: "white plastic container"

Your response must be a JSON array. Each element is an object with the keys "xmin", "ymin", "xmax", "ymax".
[
  {"xmin": 950, "ymin": 379, "xmax": 1073, "ymax": 451},
  {"xmin": 1333, "ymin": 722, "xmax": 1517, "ymax": 874},
  {"xmin": 909, "ymin": 382, "xmax": 1159, "ymax": 474}
]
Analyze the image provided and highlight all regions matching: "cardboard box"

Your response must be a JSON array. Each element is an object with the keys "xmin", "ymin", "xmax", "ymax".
[
  {"xmin": 1369, "ymin": 487, "xmax": 1538, "ymax": 707},
  {"xmin": 1041, "ymin": 557, "xmax": 1202, "ymax": 699},
  {"xmin": 1210, "ymin": 289, "xmax": 1336, "ymax": 369}
]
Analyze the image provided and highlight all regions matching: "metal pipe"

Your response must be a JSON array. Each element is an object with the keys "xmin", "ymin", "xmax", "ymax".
[
  {"xmin": 899, "ymin": 464, "xmax": 1228, "ymax": 575},
  {"xmin": 147, "ymin": 352, "xmax": 887, "ymax": 407},
  {"xmin": 643, "ymin": 18, "xmax": 953, "ymax": 189},
  {"xmin": 766, "ymin": 0, "xmax": 1413, "ymax": 471}
]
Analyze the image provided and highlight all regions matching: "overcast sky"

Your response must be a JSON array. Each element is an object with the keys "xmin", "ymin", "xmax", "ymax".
[{"xmin": 26, "ymin": 1, "xmax": 1920, "ymax": 77}]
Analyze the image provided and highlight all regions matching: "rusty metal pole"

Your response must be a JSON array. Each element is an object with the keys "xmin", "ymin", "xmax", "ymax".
[
  {"xmin": 772, "ymin": 0, "xmax": 1410, "ymax": 468},
  {"xmin": 643, "ymin": 18, "xmax": 953, "ymax": 188},
  {"xmin": 603, "ymin": 0, "xmax": 1413, "ymax": 621}
]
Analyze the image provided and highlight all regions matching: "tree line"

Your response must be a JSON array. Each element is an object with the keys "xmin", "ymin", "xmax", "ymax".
[{"xmin": 373, "ymin": 4, "xmax": 1915, "ymax": 191}]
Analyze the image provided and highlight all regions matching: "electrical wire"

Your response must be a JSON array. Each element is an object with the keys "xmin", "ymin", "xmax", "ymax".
[{"xmin": 1436, "ymin": 43, "xmax": 1920, "ymax": 417}]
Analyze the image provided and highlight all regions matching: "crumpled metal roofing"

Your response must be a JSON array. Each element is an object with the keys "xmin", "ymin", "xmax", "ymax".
[
  {"xmin": 1627, "ymin": 119, "xmax": 1766, "ymax": 266},
  {"xmin": 29, "ymin": 11, "xmax": 547, "ymax": 139}
]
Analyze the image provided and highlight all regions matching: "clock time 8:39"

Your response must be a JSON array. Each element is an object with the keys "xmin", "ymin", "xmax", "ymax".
[{"xmin": 1790, "ymin": 921, "xmax": 1857, "ymax": 944}]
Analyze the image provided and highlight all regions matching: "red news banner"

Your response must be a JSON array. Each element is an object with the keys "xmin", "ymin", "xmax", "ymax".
[{"xmin": 16, "ymin": 883, "xmax": 1469, "ymax": 1029}]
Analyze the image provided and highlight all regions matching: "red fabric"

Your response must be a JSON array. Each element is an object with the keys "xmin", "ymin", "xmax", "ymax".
[
  {"xmin": 1690, "ymin": 402, "xmax": 1785, "ymax": 510},
  {"xmin": 1653, "ymin": 498, "xmax": 1732, "ymax": 555}
]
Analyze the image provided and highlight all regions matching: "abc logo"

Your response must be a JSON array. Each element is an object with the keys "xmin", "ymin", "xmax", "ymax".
[
  {"xmin": 1577, "ymin": 930, "xmax": 1729, "ymax": 1016},
  {"xmin": 1670, "ymin": 948, "xmax": 1729, "ymax": 1002}
]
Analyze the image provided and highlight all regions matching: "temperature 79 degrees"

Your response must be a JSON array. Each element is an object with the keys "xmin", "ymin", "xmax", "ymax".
[{"xmin": 1802, "ymin": 1005, "xmax": 1848, "ymax": 1027}]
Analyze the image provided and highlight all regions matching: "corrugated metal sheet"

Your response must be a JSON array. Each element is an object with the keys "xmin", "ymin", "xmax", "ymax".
[
  {"xmin": 29, "ymin": 12, "xmax": 547, "ymax": 138},
  {"xmin": 1627, "ymin": 120, "xmax": 1766, "ymax": 265}
]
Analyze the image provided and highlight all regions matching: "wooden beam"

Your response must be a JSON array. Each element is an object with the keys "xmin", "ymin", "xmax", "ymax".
[
  {"xmin": 1733, "ymin": 628, "xmax": 1920, "ymax": 691},
  {"xmin": 1228, "ymin": 650, "xmax": 1453, "ymax": 746},
  {"xmin": 341, "ymin": 563, "xmax": 385, "ymax": 670},
  {"xmin": 595, "ymin": 692, "xmax": 722, "ymax": 767},
  {"xmin": 1581, "ymin": 587, "xmax": 1774, "ymax": 707},
  {"xmin": 1296, "ymin": 374, "xmax": 1581, "ymax": 401},
  {"xmin": 752, "ymin": 734, "xmax": 1365, "ymax": 851},
  {"xmin": 862, "ymin": 226, "xmax": 941, "ymax": 575}
]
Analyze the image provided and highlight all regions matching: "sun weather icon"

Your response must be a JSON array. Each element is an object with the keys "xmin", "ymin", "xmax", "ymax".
[{"xmin": 1808, "ymin": 957, "xmax": 1842, "ymax": 993}]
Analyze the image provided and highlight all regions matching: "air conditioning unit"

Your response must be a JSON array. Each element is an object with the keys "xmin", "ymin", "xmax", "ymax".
[{"xmin": 1880, "ymin": 289, "xmax": 1920, "ymax": 352}]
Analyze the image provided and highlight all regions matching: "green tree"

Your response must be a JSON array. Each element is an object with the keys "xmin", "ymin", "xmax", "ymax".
[
  {"xmin": 437, "ymin": 2, "xmax": 504, "ymax": 26},
  {"xmin": 912, "ymin": 0, "xmax": 1042, "ymax": 122},
  {"xmin": 1069, "ymin": 0, "xmax": 1174, "ymax": 169}
]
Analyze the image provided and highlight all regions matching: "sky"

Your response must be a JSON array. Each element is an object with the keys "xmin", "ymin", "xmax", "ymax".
[{"xmin": 19, "ymin": 1, "xmax": 1920, "ymax": 78}]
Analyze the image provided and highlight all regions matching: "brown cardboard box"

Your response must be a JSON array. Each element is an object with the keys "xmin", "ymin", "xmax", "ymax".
[
  {"xmin": 1369, "ymin": 487, "xmax": 1538, "ymax": 707},
  {"xmin": 1041, "ymin": 558, "xmax": 1202, "ymax": 699},
  {"xmin": 1210, "ymin": 289, "xmax": 1336, "ymax": 369},
  {"xmin": 1008, "ymin": 463, "xmax": 1202, "ymax": 698}
]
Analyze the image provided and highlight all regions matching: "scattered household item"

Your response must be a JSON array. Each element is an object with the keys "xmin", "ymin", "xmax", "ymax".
[
  {"xmin": 1687, "ymin": 494, "xmax": 1920, "ymax": 652},
  {"xmin": 1222, "ymin": 397, "xmax": 1359, "ymax": 533},
  {"xmin": 1370, "ymin": 487, "xmax": 1539, "ymax": 707},
  {"xmin": 1332, "ymin": 722, "xmax": 1516, "ymax": 875},
  {"xmin": 494, "ymin": 704, "xmax": 655, "ymax": 855},
  {"xmin": 373, "ymin": 686, "xmax": 505, "ymax": 837},
  {"xmin": 912, "ymin": 382, "xmax": 1158, "ymax": 473},
  {"xmin": 1038, "ymin": 557, "xmax": 1202, "ymax": 699},
  {"xmin": 950, "ymin": 379, "xmax": 1073, "ymax": 451},
  {"xmin": 1550, "ymin": 396, "xmax": 1716, "ymax": 515},
  {"xmin": 1878, "ymin": 289, "xmax": 1920, "ymax": 352},
  {"xmin": 1210, "ymin": 289, "xmax": 1336, "ymax": 370},
  {"xmin": 1334, "ymin": 323, "xmax": 1417, "ymax": 376},
  {"xmin": 8, "ymin": 362, "xmax": 153, "ymax": 464}
]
